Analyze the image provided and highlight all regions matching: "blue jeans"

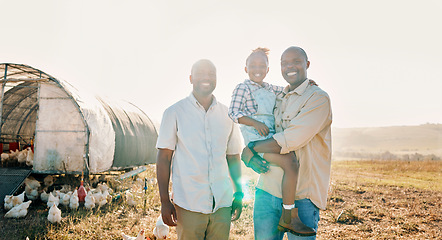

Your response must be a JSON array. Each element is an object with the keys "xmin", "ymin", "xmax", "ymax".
[{"xmin": 253, "ymin": 189, "xmax": 320, "ymax": 240}]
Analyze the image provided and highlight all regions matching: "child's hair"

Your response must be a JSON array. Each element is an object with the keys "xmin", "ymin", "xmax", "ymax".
[{"xmin": 246, "ymin": 47, "xmax": 270, "ymax": 65}]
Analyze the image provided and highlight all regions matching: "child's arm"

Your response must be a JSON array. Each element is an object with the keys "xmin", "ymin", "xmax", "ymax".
[{"xmin": 238, "ymin": 116, "xmax": 269, "ymax": 137}]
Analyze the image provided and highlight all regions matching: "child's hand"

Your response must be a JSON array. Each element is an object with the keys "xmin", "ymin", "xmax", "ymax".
[{"xmin": 253, "ymin": 121, "xmax": 270, "ymax": 136}]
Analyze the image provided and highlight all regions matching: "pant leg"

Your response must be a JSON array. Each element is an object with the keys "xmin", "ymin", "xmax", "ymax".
[
  {"xmin": 205, "ymin": 207, "xmax": 232, "ymax": 240},
  {"xmin": 175, "ymin": 205, "xmax": 209, "ymax": 240},
  {"xmin": 287, "ymin": 199, "xmax": 320, "ymax": 240},
  {"xmin": 253, "ymin": 189, "xmax": 284, "ymax": 240}
]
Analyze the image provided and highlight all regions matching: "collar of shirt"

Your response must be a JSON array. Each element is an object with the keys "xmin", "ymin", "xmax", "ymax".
[
  {"xmin": 189, "ymin": 92, "xmax": 218, "ymax": 110},
  {"xmin": 283, "ymin": 78, "xmax": 310, "ymax": 96},
  {"xmin": 244, "ymin": 79, "xmax": 272, "ymax": 91}
]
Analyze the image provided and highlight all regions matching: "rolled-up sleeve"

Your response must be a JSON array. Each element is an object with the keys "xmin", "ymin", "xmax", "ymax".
[
  {"xmin": 228, "ymin": 84, "xmax": 249, "ymax": 123},
  {"xmin": 273, "ymin": 92, "xmax": 332, "ymax": 154},
  {"xmin": 156, "ymin": 107, "xmax": 177, "ymax": 150}
]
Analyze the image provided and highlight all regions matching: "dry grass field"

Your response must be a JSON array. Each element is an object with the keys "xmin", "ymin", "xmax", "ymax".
[{"xmin": 1, "ymin": 160, "xmax": 441, "ymax": 240}]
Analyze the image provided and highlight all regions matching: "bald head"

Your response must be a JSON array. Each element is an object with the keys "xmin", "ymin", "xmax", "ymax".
[
  {"xmin": 190, "ymin": 59, "xmax": 217, "ymax": 97},
  {"xmin": 282, "ymin": 46, "xmax": 308, "ymax": 62},
  {"xmin": 191, "ymin": 59, "xmax": 216, "ymax": 75}
]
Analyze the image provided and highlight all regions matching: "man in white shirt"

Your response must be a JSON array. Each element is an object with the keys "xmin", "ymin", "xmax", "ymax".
[
  {"xmin": 156, "ymin": 59, "xmax": 243, "ymax": 240},
  {"xmin": 242, "ymin": 46, "xmax": 332, "ymax": 240}
]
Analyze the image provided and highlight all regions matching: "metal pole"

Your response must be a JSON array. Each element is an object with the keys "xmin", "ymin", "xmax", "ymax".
[{"xmin": 0, "ymin": 64, "xmax": 8, "ymax": 140}]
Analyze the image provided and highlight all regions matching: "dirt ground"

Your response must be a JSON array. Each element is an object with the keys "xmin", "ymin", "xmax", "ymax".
[{"xmin": 0, "ymin": 160, "xmax": 441, "ymax": 239}]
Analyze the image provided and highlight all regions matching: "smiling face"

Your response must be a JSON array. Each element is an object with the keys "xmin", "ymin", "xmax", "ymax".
[
  {"xmin": 190, "ymin": 59, "xmax": 217, "ymax": 97},
  {"xmin": 245, "ymin": 52, "xmax": 269, "ymax": 85},
  {"xmin": 281, "ymin": 47, "xmax": 310, "ymax": 90}
]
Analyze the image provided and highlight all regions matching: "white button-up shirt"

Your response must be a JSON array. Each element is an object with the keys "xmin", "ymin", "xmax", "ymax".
[
  {"xmin": 257, "ymin": 79, "xmax": 332, "ymax": 210},
  {"xmin": 156, "ymin": 93, "xmax": 242, "ymax": 214}
]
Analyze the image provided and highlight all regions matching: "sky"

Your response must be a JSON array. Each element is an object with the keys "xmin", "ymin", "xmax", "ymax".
[{"xmin": 2, "ymin": 0, "xmax": 442, "ymax": 128}]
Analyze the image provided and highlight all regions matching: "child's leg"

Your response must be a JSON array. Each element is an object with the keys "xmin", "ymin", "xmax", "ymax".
[
  {"xmin": 263, "ymin": 152, "xmax": 316, "ymax": 236},
  {"xmin": 262, "ymin": 152, "xmax": 298, "ymax": 206}
]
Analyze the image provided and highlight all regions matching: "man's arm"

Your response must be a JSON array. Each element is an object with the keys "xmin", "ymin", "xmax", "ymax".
[
  {"xmin": 226, "ymin": 154, "xmax": 243, "ymax": 221},
  {"xmin": 242, "ymin": 92, "xmax": 331, "ymax": 163},
  {"xmin": 156, "ymin": 148, "xmax": 177, "ymax": 226}
]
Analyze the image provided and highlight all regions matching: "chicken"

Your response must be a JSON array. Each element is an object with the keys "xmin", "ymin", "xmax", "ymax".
[
  {"xmin": 125, "ymin": 191, "xmax": 138, "ymax": 207},
  {"xmin": 4, "ymin": 195, "xmax": 14, "ymax": 210},
  {"xmin": 58, "ymin": 192, "xmax": 66, "ymax": 201},
  {"xmin": 5, "ymin": 200, "xmax": 32, "ymax": 218},
  {"xmin": 1, "ymin": 152, "xmax": 10, "ymax": 165},
  {"xmin": 69, "ymin": 189, "xmax": 79, "ymax": 210},
  {"xmin": 60, "ymin": 184, "xmax": 72, "ymax": 193},
  {"xmin": 25, "ymin": 148, "xmax": 34, "ymax": 166},
  {"xmin": 9, "ymin": 191, "xmax": 26, "ymax": 208},
  {"xmin": 121, "ymin": 230, "xmax": 145, "ymax": 240},
  {"xmin": 40, "ymin": 190, "xmax": 50, "ymax": 203},
  {"xmin": 47, "ymin": 192, "xmax": 59, "ymax": 208},
  {"xmin": 8, "ymin": 149, "xmax": 19, "ymax": 162},
  {"xmin": 103, "ymin": 189, "xmax": 112, "ymax": 203},
  {"xmin": 47, "ymin": 203, "xmax": 62, "ymax": 224},
  {"xmin": 24, "ymin": 177, "xmax": 41, "ymax": 190},
  {"xmin": 44, "ymin": 175, "xmax": 55, "ymax": 187},
  {"xmin": 92, "ymin": 191, "xmax": 107, "ymax": 207},
  {"xmin": 17, "ymin": 149, "xmax": 28, "ymax": 164},
  {"xmin": 24, "ymin": 178, "xmax": 41, "ymax": 201},
  {"xmin": 61, "ymin": 192, "xmax": 71, "ymax": 206},
  {"xmin": 25, "ymin": 185, "xmax": 39, "ymax": 200},
  {"xmin": 17, "ymin": 190, "xmax": 25, "ymax": 200},
  {"xmin": 84, "ymin": 191, "xmax": 95, "ymax": 209},
  {"xmin": 153, "ymin": 215, "xmax": 169, "ymax": 239}
]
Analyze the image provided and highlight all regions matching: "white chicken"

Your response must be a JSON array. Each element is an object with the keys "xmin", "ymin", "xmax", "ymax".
[
  {"xmin": 47, "ymin": 203, "xmax": 62, "ymax": 224},
  {"xmin": 69, "ymin": 189, "xmax": 79, "ymax": 210},
  {"xmin": 125, "ymin": 191, "xmax": 138, "ymax": 207},
  {"xmin": 153, "ymin": 215, "xmax": 170, "ymax": 239},
  {"xmin": 14, "ymin": 190, "xmax": 25, "ymax": 201},
  {"xmin": 40, "ymin": 190, "xmax": 50, "ymax": 203},
  {"xmin": 17, "ymin": 149, "xmax": 28, "ymax": 164},
  {"xmin": 4, "ymin": 195, "xmax": 14, "ymax": 210},
  {"xmin": 84, "ymin": 191, "xmax": 95, "ymax": 209},
  {"xmin": 8, "ymin": 149, "xmax": 19, "ymax": 163},
  {"xmin": 121, "ymin": 230, "xmax": 145, "ymax": 240},
  {"xmin": 25, "ymin": 147, "xmax": 34, "ymax": 166},
  {"xmin": 61, "ymin": 192, "xmax": 71, "ymax": 206},
  {"xmin": 93, "ymin": 191, "xmax": 107, "ymax": 207},
  {"xmin": 6, "ymin": 191, "xmax": 26, "ymax": 210},
  {"xmin": 1, "ymin": 152, "xmax": 9, "ymax": 164},
  {"xmin": 47, "ymin": 192, "xmax": 59, "ymax": 208},
  {"xmin": 102, "ymin": 189, "xmax": 112, "ymax": 203},
  {"xmin": 5, "ymin": 200, "xmax": 32, "ymax": 218}
]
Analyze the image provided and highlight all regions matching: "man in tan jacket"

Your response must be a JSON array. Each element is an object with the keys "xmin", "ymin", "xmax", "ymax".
[{"xmin": 242, "ymin": 46, "xmax": 332, "ymax": 240}]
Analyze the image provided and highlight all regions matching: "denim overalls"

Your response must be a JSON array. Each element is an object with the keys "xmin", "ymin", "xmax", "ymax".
[{"xmin": 240, "ymin": 83, "xmax": 276, "ymax": 144}]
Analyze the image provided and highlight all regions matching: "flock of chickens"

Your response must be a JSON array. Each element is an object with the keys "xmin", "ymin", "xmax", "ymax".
[
  {"xmin": 3, "ymin": 174, "xmax": 169, "ymax": 239},
  {"xmin": 1, "ymin": 147, "xmax": 34, "ymax": 167}
]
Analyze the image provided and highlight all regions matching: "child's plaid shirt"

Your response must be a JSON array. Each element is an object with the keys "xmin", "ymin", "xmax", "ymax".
[{"xmin": 228, "ymin": 79, "xmax": 284, "ymax": 123}]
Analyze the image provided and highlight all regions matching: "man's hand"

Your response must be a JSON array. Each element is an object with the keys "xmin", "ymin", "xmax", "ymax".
[
  {"xmin": 241, "ymin": 147, "xmax": 269, "ymax": 174},
  {"xmin": 253, "ymin": 121, "xmax": 270, "ymax": 136},
  {"xmin": 161, "ymin": 200, "xmax": 177, "ymax": 226},
  {"xmin": 231, "ymin": 195, "xmax": 243, "ymax": 221}
]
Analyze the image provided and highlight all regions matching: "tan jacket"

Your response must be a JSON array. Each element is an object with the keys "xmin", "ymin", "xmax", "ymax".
[{"xmin": 256, "ymin": 79, "xmax": 332, "ymax": 210}]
